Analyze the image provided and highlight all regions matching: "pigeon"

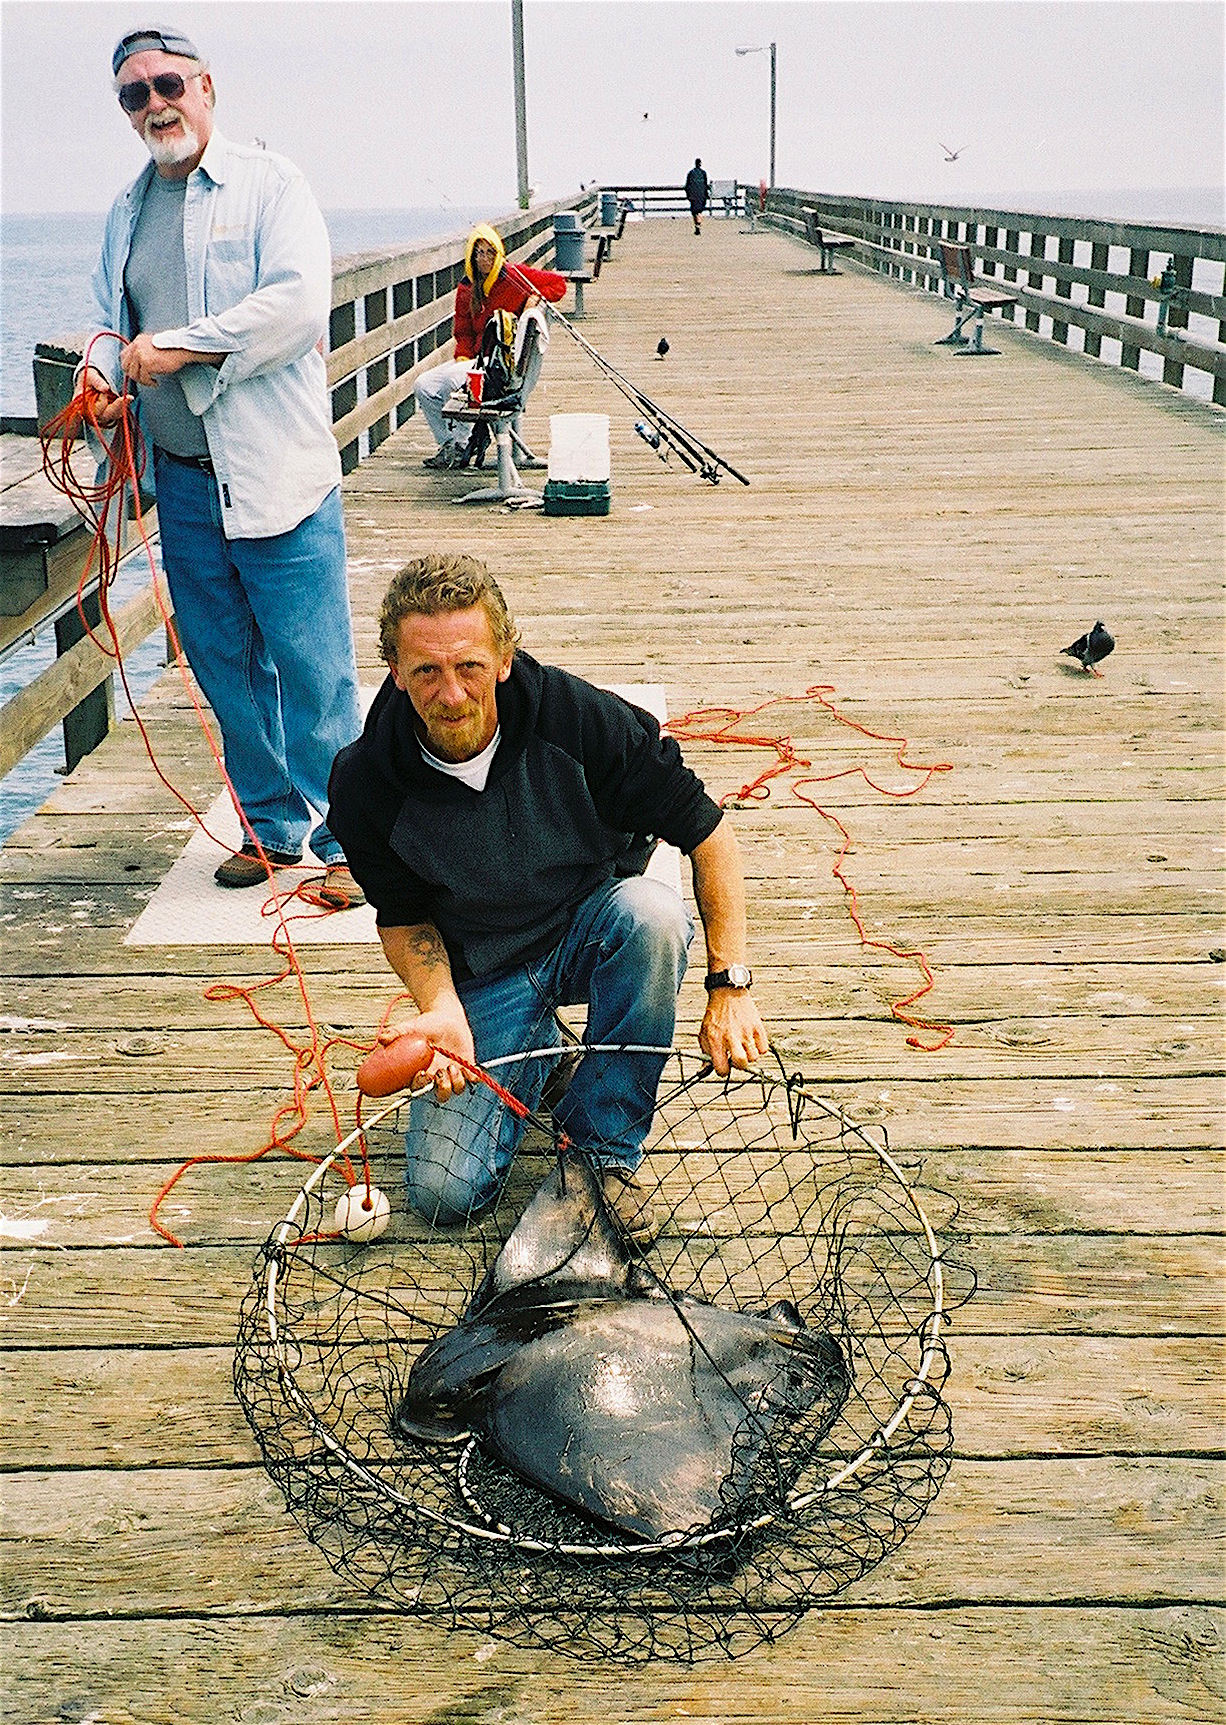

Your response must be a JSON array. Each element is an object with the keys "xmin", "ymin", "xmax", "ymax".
[
  {"xmin": 1063, "ymin": 621, "xmax": 1115, "ymax": 675},
  {"xmin": 656, "ymin": 338, "xmax": 669, "ymax": 359}
]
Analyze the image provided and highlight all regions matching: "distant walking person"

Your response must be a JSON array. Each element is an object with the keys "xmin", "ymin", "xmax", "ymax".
[
  {"xmin": 80, "ymin": 24, "xmax": 365, "ymax": 905},
  {"xmin": 684, "ymin": 159, "xmax": 710, "ymax": 234}
]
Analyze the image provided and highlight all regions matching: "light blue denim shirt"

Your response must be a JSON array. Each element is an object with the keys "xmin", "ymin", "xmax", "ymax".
[{"xmin": 87, "ymin": 131, "xmax": 341, "ymax": 540}]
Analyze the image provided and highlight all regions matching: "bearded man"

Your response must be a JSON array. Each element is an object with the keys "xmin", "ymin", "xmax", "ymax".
[
  {"xmin": 80, "ymin": 25, "xmax": 364, "ymax": 904},
  {"xmin": 328, "ymin": 553, "xmax": 769, "ymax": 1231}
]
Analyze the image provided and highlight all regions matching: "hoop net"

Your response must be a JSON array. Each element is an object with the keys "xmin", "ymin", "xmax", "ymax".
[{"xmin": 235, "ymin": 1048, "xmax": 961, "ymax": 1660}]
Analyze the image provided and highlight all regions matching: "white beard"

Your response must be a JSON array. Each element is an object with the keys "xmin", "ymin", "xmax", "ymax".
[{"xmin": 143, "ymin": 114, "xmax": 200, "ymax": 168}]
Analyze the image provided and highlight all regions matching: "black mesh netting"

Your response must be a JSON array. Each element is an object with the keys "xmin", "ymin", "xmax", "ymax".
[{"xmin": 234, "ymin": 1048, "xmax": 969, "ymax": 1660}]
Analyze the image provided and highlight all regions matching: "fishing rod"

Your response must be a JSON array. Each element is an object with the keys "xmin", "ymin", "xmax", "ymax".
[{"xmin": 503, "ymin": 258, "xmax": 750, "ymax": 486}]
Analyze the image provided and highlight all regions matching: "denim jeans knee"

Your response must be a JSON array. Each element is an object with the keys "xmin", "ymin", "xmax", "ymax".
[
  {"xmin": 401, "ymin": 875, "xmax": 694, "ymax": 1223},
  {"xmin": 540, "ymin": 874, "xmax": 694, "ymax": 1167},
  {"xmin": 403, "ymin": 1081, "xmax": 526, "ymax": 1225},
  {"xmin": 401, "ymin": 972, "xmax": 561, "ymax": 1225}
]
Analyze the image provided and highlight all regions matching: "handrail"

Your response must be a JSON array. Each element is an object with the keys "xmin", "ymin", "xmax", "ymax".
[
  {"xmin": 756, "ymin": 186, "xmax": 1226, "ymax": 407},
  {"xmin": 596, "ymin": 183, "xmax": 745, "ymax": 219}
]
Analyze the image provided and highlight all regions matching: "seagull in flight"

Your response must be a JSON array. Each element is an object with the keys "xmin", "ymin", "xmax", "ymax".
[{"xmin": 939, "ymin": 142, "xmax": 968, "ymax": 161}]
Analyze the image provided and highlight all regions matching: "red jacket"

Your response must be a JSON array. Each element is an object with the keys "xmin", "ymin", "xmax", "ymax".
[{"xmin": 452, "ymin": 265, "xmax": 567, "ymax": 360}]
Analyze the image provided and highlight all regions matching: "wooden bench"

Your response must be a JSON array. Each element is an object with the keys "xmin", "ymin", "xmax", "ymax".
[
  {"xmin": 711, "ymin": 180, "xmax": 738, "ymax": 218},
  {"xmin": 804, "ymin": 211, "xmax": 858, "ymax": 273},
  {"xmin": 934, "ymin": 242, "xmax": 1018, "ymax": 355}
]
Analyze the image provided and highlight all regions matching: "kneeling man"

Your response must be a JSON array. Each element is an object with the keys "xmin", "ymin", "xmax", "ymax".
[{"xmin": 328, "ymin": 554, "xmax": 767, "ymax": 1227}]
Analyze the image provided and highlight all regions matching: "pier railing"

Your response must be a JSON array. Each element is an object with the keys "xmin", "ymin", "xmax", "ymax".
[
  {"xmin": 756, "ymin": 186, "xmax": 1226, "ymax": 407},
  {"xmin": 602, "ymin": 184, "xmax": 746, "ymax": 221},
  {"xmin": 1, "ymin": 192, "xmax": 594, "ymax": 789}
]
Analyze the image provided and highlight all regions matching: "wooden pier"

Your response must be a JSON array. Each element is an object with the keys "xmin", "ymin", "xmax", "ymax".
[{"xmin": 2, "ymin": 213, "xmax": 1223, "ymax": 1723}]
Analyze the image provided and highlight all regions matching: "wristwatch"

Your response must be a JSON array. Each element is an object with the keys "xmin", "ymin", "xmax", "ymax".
[{"xmin": 704, "ymin": 965, "xmax": 753, "ymax": 992}]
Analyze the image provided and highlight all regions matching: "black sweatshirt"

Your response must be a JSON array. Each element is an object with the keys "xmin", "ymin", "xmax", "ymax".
[{"xmin": 327, "ymin": 652, "xmax": 723, "ymax": 981}]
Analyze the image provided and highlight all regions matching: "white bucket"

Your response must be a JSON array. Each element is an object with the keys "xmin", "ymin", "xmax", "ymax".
[{"xmin": 548, "ymin": 413, "xmax": 611, "ymax": 482}]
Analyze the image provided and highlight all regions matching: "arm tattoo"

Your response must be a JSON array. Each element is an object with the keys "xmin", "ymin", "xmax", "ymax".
[{"xmin": 407, "ymin": 925, "xmax": 448, "ymax": 973}]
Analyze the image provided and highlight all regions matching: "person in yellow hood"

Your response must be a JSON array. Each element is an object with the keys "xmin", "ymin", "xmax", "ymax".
[{"xmin": 414, "ymin": 224, "xmax": 568, "ymax": 468}]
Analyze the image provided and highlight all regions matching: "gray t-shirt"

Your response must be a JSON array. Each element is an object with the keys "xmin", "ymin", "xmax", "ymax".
[{"xmin": 123, "ymin": 173, "xmax": 209, "ymax": 457}]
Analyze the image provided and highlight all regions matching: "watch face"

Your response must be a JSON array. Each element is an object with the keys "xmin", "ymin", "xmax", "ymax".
[{"xmin": 707, "ymin": 965, "xmax": 752, "ymax": 990}]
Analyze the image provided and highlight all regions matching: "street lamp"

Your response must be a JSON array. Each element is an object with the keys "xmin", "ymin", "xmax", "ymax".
[{"xmin": 735, "ymin": 41, "xmax": 776, "ymax": 189}]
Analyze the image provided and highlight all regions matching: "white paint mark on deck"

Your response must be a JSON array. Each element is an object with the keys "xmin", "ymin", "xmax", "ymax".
[{"xmin": 0, "ymin": 1214, "xmax": 50, "ymax": 1240}]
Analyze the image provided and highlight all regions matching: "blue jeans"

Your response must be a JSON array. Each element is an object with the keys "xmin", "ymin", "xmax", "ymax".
[
  {"xmin": 403, "ymin": 874, "xmax": 695, "ymax": 1225},
  {"xmin": 153, "ymin": 455, "xmax": 362, "ymax": 863}
]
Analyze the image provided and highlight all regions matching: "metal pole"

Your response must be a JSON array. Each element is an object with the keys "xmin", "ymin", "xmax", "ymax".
[
  {"xmin": 769, "ymin": 41, "xmax": 776, "ymax": 188},
  {"xmin": 511, "ymin": 0, "xmax": 529, "ymax": 209}
]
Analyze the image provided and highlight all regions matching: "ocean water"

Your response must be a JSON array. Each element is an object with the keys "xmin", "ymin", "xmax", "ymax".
[{"xmin": 0, "ymin": 205, "xmax": 483, "ymax": 844}]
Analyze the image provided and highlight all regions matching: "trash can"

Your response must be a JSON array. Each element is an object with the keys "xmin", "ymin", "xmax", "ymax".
[
  {"xmin": 553, "ymin": 212, "xmax": 586, "ymax": 273},
  {"xmin": 600, "ymin": 191, "xmax": 619, "ymax": 228}
]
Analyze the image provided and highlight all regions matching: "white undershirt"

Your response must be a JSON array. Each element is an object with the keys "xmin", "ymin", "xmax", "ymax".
[{"xmin": 419, "ymin": 726, "xmax": 500, "ymax": 791}]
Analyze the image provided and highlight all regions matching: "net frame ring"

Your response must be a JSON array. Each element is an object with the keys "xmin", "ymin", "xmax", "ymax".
[{"xmin": 237, "ymin": 1045, "xmax": 958, "ymax": 1647}]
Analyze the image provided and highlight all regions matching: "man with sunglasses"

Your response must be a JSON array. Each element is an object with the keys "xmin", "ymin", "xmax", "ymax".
[{"xmin": 80, "ymin": 26, "xmax": 365, "ymax": 905}]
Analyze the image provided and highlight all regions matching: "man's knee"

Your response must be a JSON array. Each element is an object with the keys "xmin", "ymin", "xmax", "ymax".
[
  {"xmin": 614, "ymin": 875, "xmax": 692, "ymax": 947},
  {"xmin": 401, "ymin": 1088, "xmax": 514, "ymax": 1227},
  {"xmin": 403, "ymin": 1144, "xmax": 498, "ymax": 1228}
]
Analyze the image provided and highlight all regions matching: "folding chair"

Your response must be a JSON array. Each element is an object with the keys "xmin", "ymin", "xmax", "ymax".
[{"xmin": 444, "ymin": 308, "xmax": 551, "ymax": 506}]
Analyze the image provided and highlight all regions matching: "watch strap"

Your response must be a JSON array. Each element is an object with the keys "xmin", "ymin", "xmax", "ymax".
[{"xmin": 704, "ymin": 966, "xmax": 752, "ymax": 991}]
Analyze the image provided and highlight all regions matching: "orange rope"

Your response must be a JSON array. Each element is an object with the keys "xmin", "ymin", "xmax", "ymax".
[
  {"xmin": 666, "ymin": 684, "xmax": 954, "ymax": 1051},
  {"xmin": 39, "ymin": 369, "xmax": 371, "ymax": 1245}
]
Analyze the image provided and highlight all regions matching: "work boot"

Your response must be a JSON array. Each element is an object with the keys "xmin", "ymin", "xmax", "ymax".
[
  {"xmin": 214, "ymin": 845, "xmax": 301, "ymax": 888},
  {"xmin": 599, "ymin": 1166, "xmax": 665, "ymax": 1251},
  {"xmin": 318, "ymin": 863, "xmax": 366, "ymax": 909}
]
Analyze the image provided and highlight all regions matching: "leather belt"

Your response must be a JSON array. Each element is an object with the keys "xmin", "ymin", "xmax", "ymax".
[{"xmin": 155, "ymin": 446, "xmax": 214, "ymax": 474}]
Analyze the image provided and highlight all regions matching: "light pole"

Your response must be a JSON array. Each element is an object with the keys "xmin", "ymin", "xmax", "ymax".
[
  {"xmin": 511, "ymin": 0, "xmax": 529, "ymax": 209},
  {"xmin": 735, "ymin": 41, "xmax": 776, "ymax": 189}
]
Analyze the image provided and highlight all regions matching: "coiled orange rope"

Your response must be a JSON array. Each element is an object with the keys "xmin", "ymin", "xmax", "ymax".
[{"xmin": 39, "ymin": 358, "xmax": 383, "ymax": 1244}]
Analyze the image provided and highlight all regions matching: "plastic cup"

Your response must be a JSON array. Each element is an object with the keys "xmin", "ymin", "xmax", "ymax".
[{"xmin": 467, "ymin": 369, "xmax": 483, "ymax": 405}]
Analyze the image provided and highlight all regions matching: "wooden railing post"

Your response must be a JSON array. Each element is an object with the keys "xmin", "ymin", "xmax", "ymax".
[{"xmin": 55, "ymin": 587, "xmax": 114, "ymax": 772}]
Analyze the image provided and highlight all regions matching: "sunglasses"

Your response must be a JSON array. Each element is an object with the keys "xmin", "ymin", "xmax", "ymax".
[{"xmin": 117, "ymin": 69, "xmax": 204, "ymax": 113}]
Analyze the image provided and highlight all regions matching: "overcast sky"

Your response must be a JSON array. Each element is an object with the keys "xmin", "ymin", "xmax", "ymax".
[{"xmin": 2, "ymin": 0, "xmax": 1222, "ymax": 216}]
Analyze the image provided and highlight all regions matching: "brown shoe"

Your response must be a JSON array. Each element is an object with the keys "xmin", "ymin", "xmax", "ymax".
[
  {"xmin": 214, "ymin": 845, "xmax": 301, "ymax": 888},
  {"xmin": 599, "ymin": 1166, "xmax": 664, "ymax": 1251},
  {"xmin": 318, "ymin": 863, "xmax": 366, "ymax": 910}
]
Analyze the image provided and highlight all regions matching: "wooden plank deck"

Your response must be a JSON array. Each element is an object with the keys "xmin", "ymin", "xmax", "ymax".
[{"xmin": 2, "ymin": 216, "xmax": 1223, "ymax": 1723}]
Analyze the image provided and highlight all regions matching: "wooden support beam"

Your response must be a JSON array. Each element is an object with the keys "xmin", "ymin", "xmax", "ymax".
[{"xmin": 0, "ymin": 572, "xmax": 170, "ymax": 779}]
